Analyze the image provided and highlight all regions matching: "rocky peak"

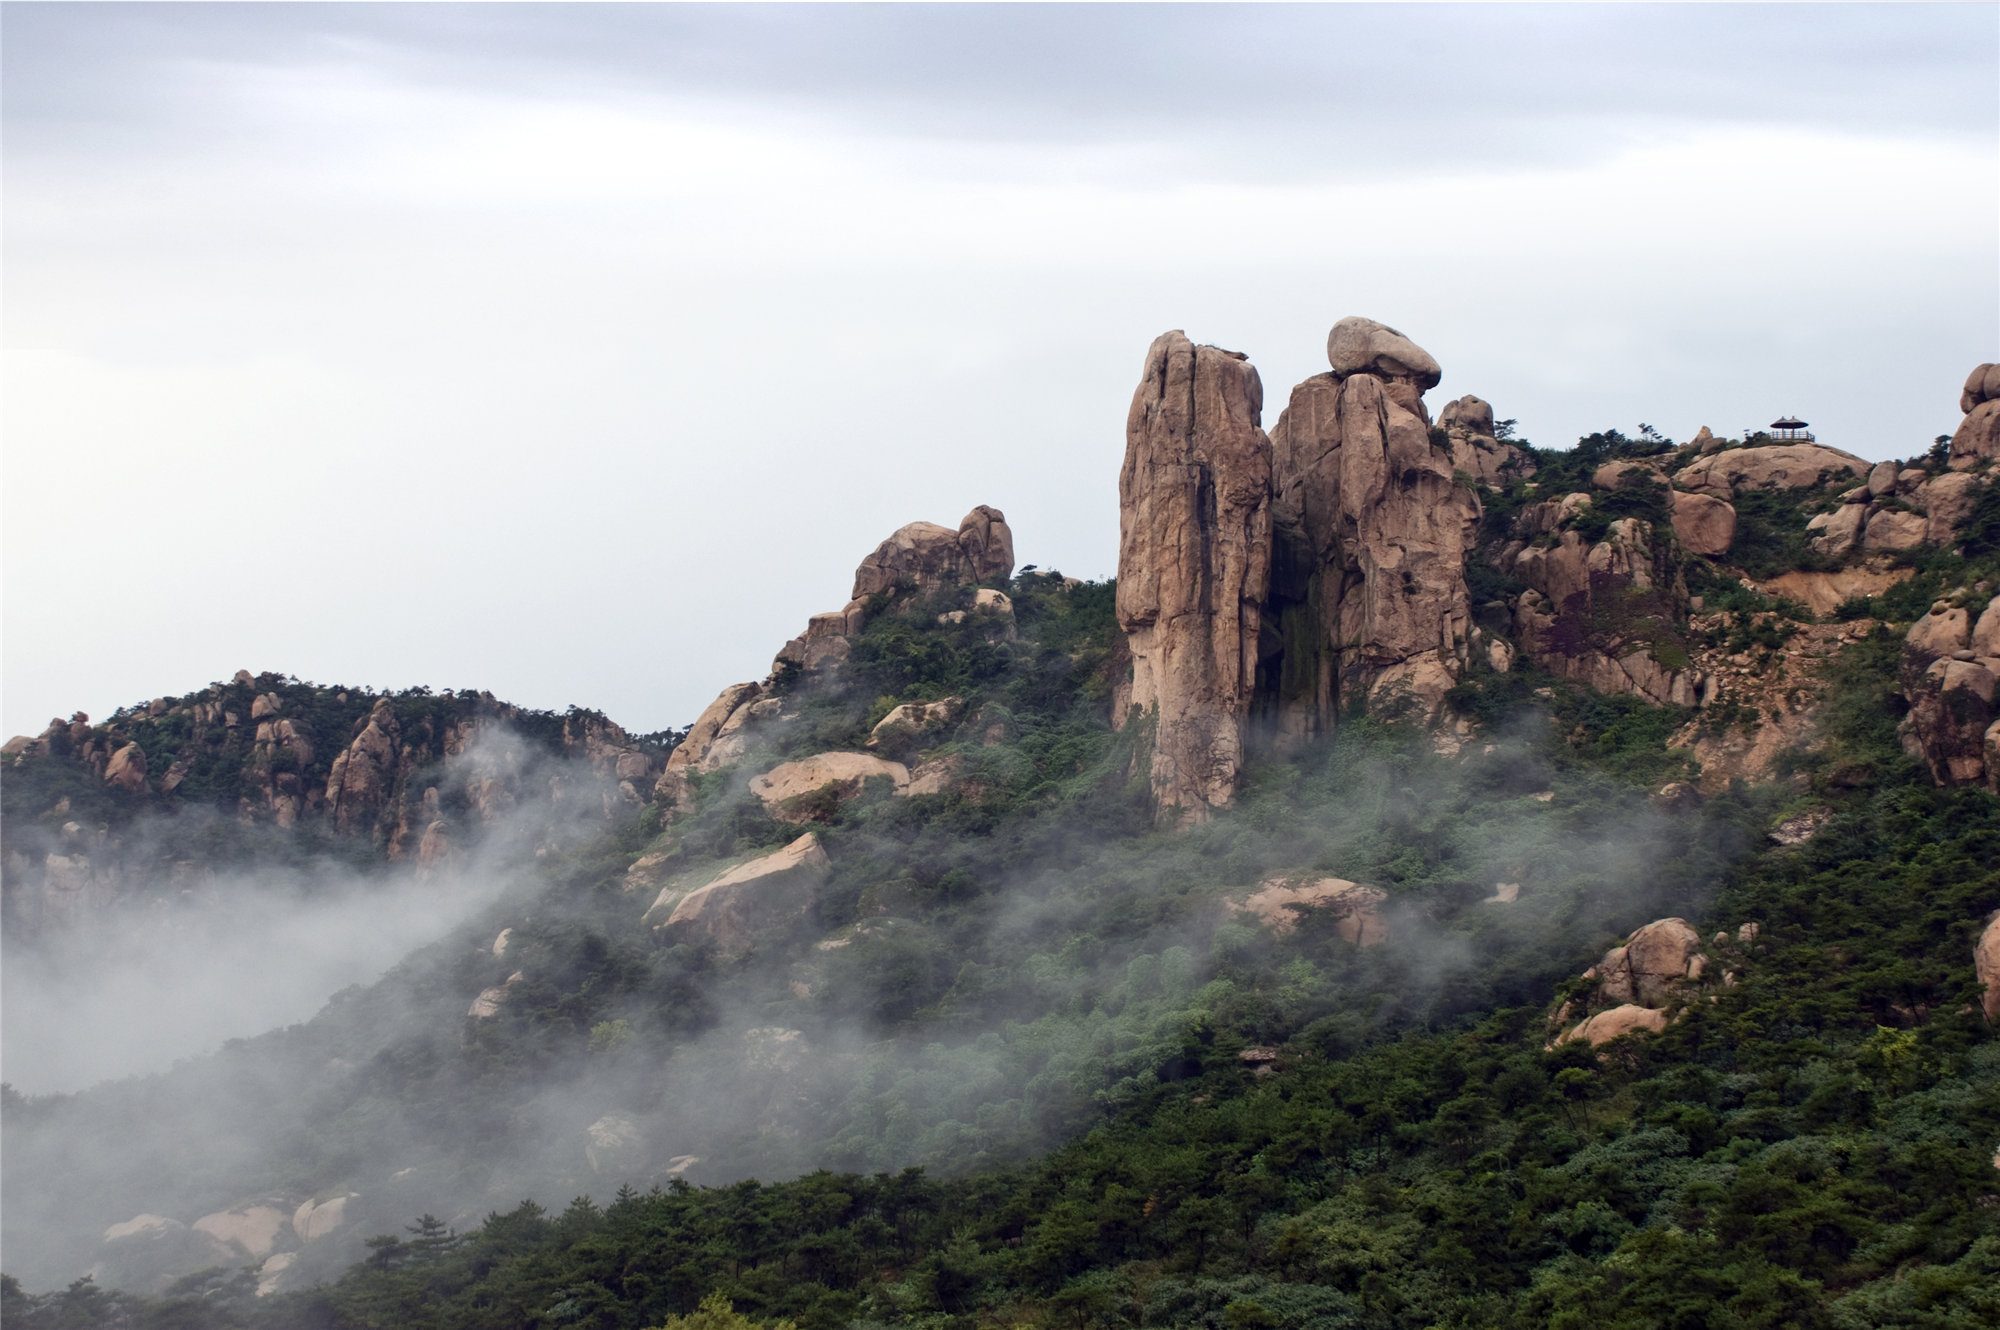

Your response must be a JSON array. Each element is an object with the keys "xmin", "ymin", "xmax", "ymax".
[
  {"xmin": 1263, "ymin": 320, "xmax": 1480, "ymax": 743},
  {"xmin": 1111, "ymin": 318, "xmax": 1489, "ymax": 816},
  {"xmin": 1952, "ymin": 362, "xmax": 2000, "ymax": 468},
  {"xmin": 1114, "ymin": 330, "xmax": 1273, "ymax": 821}
]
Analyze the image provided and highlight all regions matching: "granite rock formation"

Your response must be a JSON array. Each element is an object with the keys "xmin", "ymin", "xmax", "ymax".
[
  {"xmin": 1261, "ymin": 320, "xmax": 1480, "ymax": 743},
  {"xmin": 1114, "ymin": 331, "xmax": 1274, "ymax": 820}
]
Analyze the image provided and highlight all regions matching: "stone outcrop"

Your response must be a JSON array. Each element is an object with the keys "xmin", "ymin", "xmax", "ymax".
[
  {"xmin": 1675, "ymin": 444, "xmax": 1866, "ymax": 498},
  {"xmin": 191, "ymin": 1204, "xmax": 288, "ymax": 1259},
  {"xmin": 660, "ymin": 682, "xmax": 762, "ymax": 783},
  {"xmin": 1551, "ymin": 917, "xmax": 1719, "ymax": 1047},
  {"xmin": 103, "ymin": 742, "xmax": 148, "ymax": 793},
  {"xmin": 1899, "ymin": 596, "xmax": 1999, "ymax": 787},
  {"xmin": 868, "ymin": 697, "xmax": 964, "ymax": 752},
  {"xmin": 1669, "ymin": 491, "xmax": 1736, "ymax": 556},
  {"xmin": 1558, "ymin": 1004, "xmax": 1671, "ymax": 1047},
  {"xmin": 1593, "ymin": 917, "xmax": 1707, "ymax": 1006},
  {"xmin": 1504, "ymin": 513, "xmax": 1698, "ymax": 707},
  {"xmin": 291, "ymin": 1195, "xmax": 354, "ymax": 1243},
  {"xmin": 1262, "ymin": 319, "xmax": 1479, "ymax": 742},
  {"xmin": 1978, "ymin": 909, "xmax": 2000, "ymax": 1022},
  {"xmin": 1234, "ymin": 876, "xmax": 1387, "ymax": 944},
  {"xmin": 851, "ymin": 505, "xmax": 1016, "ymax": 601},
  {"xmin": 325, "ymin": 700, "xmax": 402, "ymax": 836},
  {"xmin": 1951, "ymin": 362, "xmax": 2000, "ymax": 468},
  {"xmin": 1438, "ymin": 394, "xmax": 1533, "ymax": 486},
  {"xmin": 776, "ymin": 506, "xmax": 1015, "ymax": 678},
  {"xmin": 957, "ymin": 505, "xmax": 1016, "ymax": 583},
  {"xmin": 649, "ymin": 832, "xmax": 829, "ymax": 951},
  {"xmin": 748, "ymin": 752, "xmax": 911, "ymax": 821},
  {"xmin": 1115, "ymin": 331, "xmax": 1273, "ymax": 819}
]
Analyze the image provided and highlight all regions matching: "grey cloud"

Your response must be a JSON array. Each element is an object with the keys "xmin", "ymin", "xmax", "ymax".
[{"xmin": 6, "ymin": 3, "xmax": 1993, "ymax": 180}]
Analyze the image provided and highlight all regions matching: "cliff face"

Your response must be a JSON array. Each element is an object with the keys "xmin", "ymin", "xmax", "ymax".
[
  {"xmin": 1263, "ymin": 318, "xmax": 1483, "ymax": 744},
  {"xmin": 1112, "ymin": 319, "xmax": 2000, "ymax": 817},
  {"xmin": 1113, "ymin": 317, "xmax": 1494, "ymax": 817},
  {"xmin": 1114, "ymin": 331, "xmax": 1273, "ymax": 820}
]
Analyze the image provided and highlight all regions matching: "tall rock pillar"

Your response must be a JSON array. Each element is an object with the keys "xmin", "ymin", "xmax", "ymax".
[
  {"xmin": 1116, "ymin": 331, "xmax": 1273, "ymax": 821},
  {"xmin": 1262, "ymin": 317, "xmax": 1480, "ymax": 741}
]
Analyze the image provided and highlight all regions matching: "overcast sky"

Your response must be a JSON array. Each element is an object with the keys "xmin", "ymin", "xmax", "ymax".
[{"xmin": 5, "ymin": 3, "xmax": 1996, "ymax": 740}]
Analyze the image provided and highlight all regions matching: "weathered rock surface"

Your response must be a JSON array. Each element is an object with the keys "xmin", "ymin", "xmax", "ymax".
[
  {"xmin": 1902, "ymin": 657, "xmax": 1997, "ymax": 785},
  {"xmin": 1755, "ymin": 567, "xmax": 1909, "ymax": 617},
  {"xmin": 662, "ymin": 682, "xmax": 762, "ymax": 779},
  {"xmin": 1669, "ymin": 490, "xmax": 1736, "ymax": 556},
  {"xmin": 325, "ymin": 700, "xmax": 401, "ymax": 836},
  {"xmin": 1951, "ymin": 362, "xmax": 2000, "ymax": 467},
  {"xmin": 1116, "ymin": 330, "xmax": 1273, "ymax": 819},
  {"xmin": 1506, "ymin": 515, "xmax": 1697, "ymax": 707},
  {"xmin": 192, "ymin": 1204, "xmax": 288, "ymax": 1258},
  {"xmin": 1675, "ymin": 444, "xmax": 1866, "ymax": 498},
  {"xmin": 957, "ymin": 505, "xmax": 1016, "ymax": 583},
  {"xmin": 1263, "ymin": 321, "xmax": 1477, "ymax": 741},
  {"xmin": 1325, "ymin": 316, "xmax": 1441, "ymax": 388},
  {"xmin": 868, "ymin": 697, "xmax": 964, "ymax": 751},
  {"xmin": 1594, "ymin": 918, "xmax": 1707, "ymax": 1007},
  {"xmin": 1235, "ymin": 876, "xmax": 1387, "ymax": 944},
  {"xmin": 1978, "ymin": 909, "xmax": 2000, "ymax": 1022},
  {"xmin": 749, "ymin": 752, "xmax": 911, "ymax": 821},
  {"xmin": 650, "ymin": 832, "xmax": 829, "ymax": 950},
  {"xmin": 1439, "ymin": 394, "xmax": 1532, "ymax": 486},
  {"xmin": 1863, "ymin": 508, "xmax": 1928, "ymax": 552},
  {"xmin": 291, "ymin": 1195, "xmax": 353, "ymax": 1243},
  {"xmin": 1559, "ymin": 1004, "xmax": 1671, "ymax": 1047},
  {"xmin": 852, "ymin": 522, "xmax": 969, "ymax": 600},
  {"xmin": 103, "ymin": 742, "xmax": 148, "ymax": 792},
  {"xmin": 850, "ymin": 504, "xmax": 1015, "ymax": 602}
]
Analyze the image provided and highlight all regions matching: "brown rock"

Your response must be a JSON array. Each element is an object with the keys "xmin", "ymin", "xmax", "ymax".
[
  {"xmin": 852, "ymin": 522, "xmax": 972, "ymax": 600},
  {"xmin": 1863, "ymin": 508, "xmax": 1928, "ymax": 551},
  {"xmin": 1595, "ymin": 918, "xmax": 1706, "ymax": 1007},
  {"xmin": 1809, "ymin": 501, "xmax": 1868, "ymax": 557},
  {"xmin": 1116, "ymin": 331, "xmax": 1273, "ymax": 819},
  {"xmin": 1904, "ymin": 605, "xmax": 1972, "ymax": 692},
  {"xmin": 325, "ymin": 700, "xmax": 401, "ymax": 835},
  {"xmin": 1951, "ymin": 399, "xmax": 2000, "ymax": 469},
  {"xmin": 748, "ymin": 752, "xmax": 911, "ymax": 821},
  {"xmin": 103, "ymin": 742, "xmax": 147, "ymax": 793},
  {"xmin": 1560, "ymin": 1004, "xmax": 1671, "ymax": 1047},
  {"xmin": 663, "ymin": 682, "xmax": 761, "ymax": 779},
  {"xmin": 1978, "ymin": 910, "xmax": 2000, "ymax": 1022},
  {"xmin": 868, "ymin": 697, "xmax": 964, "ymax": 751},
  {"xmin": 1438, "ymin": 394, "xmax": 1493, "ymax": 437},
  {"xmin": 956, "ymin": 505, "xmax": 1016, "ymax": 583},
  {"xmin": 1867, "ymin": 459, "xmax": 1901, "ymax": 496},
  {"xmin": 650, "ymin": 832, "xmax": 829, "ymax": 950},
  {"xmin": 1692, "ymin": 426, "xmax": 1721, "ymax": 454},
  {"xmin": 1756, "ymin": 567, "xmax": 1910, "ymax": 616},
  {"xmin": 1669, "ymin": 491, "xmax": 1736, "ymax": 556},
  {"xmin": 1325, "ymin": 316, "xmax": 1441, "ymax": 389},
  {"xmin": 1264, "ymin": 320, "xmax": 1477, "ymax": 742},
  {"xmin": 1973, "ymin": 596, "xmax": 2000, "ymax": 658},
  {"xmin": 1961, "ymin": 363, "xmax": 2000, "ymax": 415},
  {"xmin": 1236, "ymin": 876, "xmax": 1388, "ymax": 943},
  {"xmin": 1923, "ymin": 472, "xmax": 1987, "ymax": 545},
  {"xmin": 1675, "ymin": 444, "xmax": 1866, "ymax": 498},
  {"xmin": 1903, "ymin": 657, "xmax": 1996, "ymax": 785},
  {"xmin": 1594, "ymin": 459, "xmax": 1668, "ymax": 492}
]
